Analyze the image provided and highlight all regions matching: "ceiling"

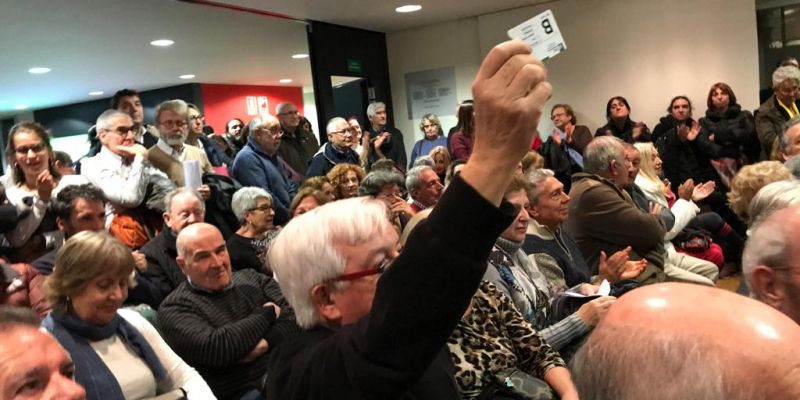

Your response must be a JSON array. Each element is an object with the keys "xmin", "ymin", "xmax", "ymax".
[{"xmin": 0, "ymin": 0, "xmax": 541, "ymax": 117}]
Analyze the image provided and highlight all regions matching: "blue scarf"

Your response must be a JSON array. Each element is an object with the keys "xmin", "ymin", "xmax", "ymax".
[{"xmin": 42, "ymin": 310, "xmax": 167, "ymax": 400}]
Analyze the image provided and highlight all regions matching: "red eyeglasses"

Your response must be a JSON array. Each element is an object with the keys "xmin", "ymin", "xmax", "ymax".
[{"xmin": 327, "ymin": 258, "xmax": 392, "ymax": 283}]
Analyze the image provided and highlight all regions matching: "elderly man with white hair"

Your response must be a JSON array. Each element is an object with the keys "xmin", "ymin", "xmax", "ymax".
[
  {"xmin": 756, "ymin": 64, "xmax": 800, "ymax": 160},
  {"xmin": 406, "ymin": 165, "xmax": 444, "ymax": 213},
  {"xmin": 231, "ymin": 115, "xmax": 297, "ymax": 226},
  {"xmin": 305, "ymin": 117, "xmax": 360, "ymax": 178},
  {"xmin": 264, "ymin": 40, "xmax": 560, "ymax": 399}
]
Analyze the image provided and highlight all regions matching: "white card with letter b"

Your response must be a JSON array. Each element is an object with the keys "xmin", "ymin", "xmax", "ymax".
[{"xmin": 507, "ymin": 9, "xmax": 566, "ymax": 61}]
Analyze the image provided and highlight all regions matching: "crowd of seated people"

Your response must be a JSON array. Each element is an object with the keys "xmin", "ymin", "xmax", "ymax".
[{"xmin": 4, "ymin": 39, "xmax": 800, "ymax": 400}]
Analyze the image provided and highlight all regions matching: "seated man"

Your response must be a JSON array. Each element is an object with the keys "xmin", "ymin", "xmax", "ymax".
[
  {"xmin": 305, "ymin": 117, "xmax": 360, "ymax": 178},
  {"xmin": 264, "ymin": 40, "xmax": 551, "ymax": 399},
  {"xmin": 0, "ymin": 307, "xmax": 87, "ymax": 399},
  {"xmin": 406, "ymin": 165, "xmax": 444, "ymax": 213},
  {"xmin": 756, "ymin": 65, "xmax": 800, "ymax": 160},
  {"xmin": 158, "ymin": 223, "xmax": 298, "ymax": 399},
  {"xmin": 31, "ymin": 184, "xmax": 161, "ymax": 308},
  {"xmin": 570, "ymin": 283, "xmax": 800, "ymax": 399},
  {"xmin": 231, "ymin": 116, "xmax": 297, "ymax": 226},
  {"xmin": 743, "ymin": 204, "xmax": 800, "ymax": 324},
  {"xmin": 777, "ymin": 116, "xmax": 800, "ymax": 161},
  {"xmin": 565, "ymin": 136, "xmax": 666, "ymax": 284},
  {"xmin": 141, "ymin": 187, "xmax": 205, "ymax": 302},
  {"xmin": 148, "ymin": 100, "xmax": 213, "ymax": 189},
  {"xmin": 81, "ymin": 109, "xmax": 175, "ymax": 249}
]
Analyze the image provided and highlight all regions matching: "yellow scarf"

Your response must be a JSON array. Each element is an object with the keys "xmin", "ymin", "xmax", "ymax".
[{"xmin": 778, "ymin": 98, "xmax": 799, "ymax": 118}]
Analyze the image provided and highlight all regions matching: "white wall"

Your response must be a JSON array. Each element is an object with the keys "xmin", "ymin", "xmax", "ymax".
[{"xmin": 388, "ymin": 0, "xmax": 759, "ymax": 158}]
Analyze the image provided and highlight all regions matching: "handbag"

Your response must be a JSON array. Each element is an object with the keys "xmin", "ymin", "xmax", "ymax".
[{"xmin": 477, "ymin": 368, "xmax": 557, "ymax": 400}]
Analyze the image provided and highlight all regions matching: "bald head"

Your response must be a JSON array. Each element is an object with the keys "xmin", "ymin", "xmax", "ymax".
[
  {"xmin": 176, "ymin": 222, "xmax": 219, "ymax": 258},
  {"xmin": 571, "ymin": 283, "xmax": 800, "ymax": 400},
  {"xmin": 743, "ymin": 205, "xmax": 800, "ymax": 324},
  {"xmin": 176, "ymin": 223, "xmax": 232, "ymax": 291}
]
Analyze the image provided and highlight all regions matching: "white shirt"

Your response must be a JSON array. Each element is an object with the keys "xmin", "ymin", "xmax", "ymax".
[{"xmin": 156, "ymin": 139, "xmax": 185, "ymax": 161}]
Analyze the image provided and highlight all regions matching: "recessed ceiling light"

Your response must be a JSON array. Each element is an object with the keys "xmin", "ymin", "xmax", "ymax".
[
  {"xmin": 291, "ymin": 53, "xmax": 309, "ymax": 59},
  {"xmin": 14, "ymin": 104, "xmax": 28, "ymax": 110},
  {"xmin": 150, "ymin": 39, "xmax": 175, "ymax": 47},
  {"xmin": 279, "ymin": 79, "xmax": 293, "ymax": 84},
  {"xmin": 28, "ymin": 67, "xmax": 51, "ymax": 74},
  {"xmin": 395, "ymin": 4, "xmax": 422, "ymax": 13},
  {"xmin": 89, "ymin": 91, "xmax": 104, "ymax": 96},
  {"xmin": 179, "ymin": 74, "xmax": 195, "ymax": 79}
]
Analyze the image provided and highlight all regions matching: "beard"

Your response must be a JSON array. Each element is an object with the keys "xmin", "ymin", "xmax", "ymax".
[{"xmin": 165, "ymin": 132, "xmax": 187, "ymax": 146}]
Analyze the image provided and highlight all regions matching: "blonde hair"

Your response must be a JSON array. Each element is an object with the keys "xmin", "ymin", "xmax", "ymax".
[
  {"xmin": 634, "ymin": 142, "xmax": 665, "ymax": 193},
  {"xmin": 521, "ymin": 151, "xmax": 544, "ymax": 174},
  {"xmin": 428, "ymin": 146, "xmax": 451, "ymax": 168},
  {"xmin": 728, "ymin": 161, "xmax": 792, "ymax": 223},
  {"xmin": 44, "ymin": 231, "xmax": 136, "ymax": 310}
]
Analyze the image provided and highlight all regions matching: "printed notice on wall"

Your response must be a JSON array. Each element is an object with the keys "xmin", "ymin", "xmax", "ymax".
[{"xmin": 404, "ymin": 66, "xmax": 457, "ymax": 120}]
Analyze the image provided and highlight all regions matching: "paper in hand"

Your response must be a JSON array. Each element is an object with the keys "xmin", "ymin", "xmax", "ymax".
[
  {"xmin": 183, "ymin": 160, "xmax": 202, "ymax": 189},
  {"xmin": 507, "ymin": 9, "xmax": 567, "ymax": 61}
]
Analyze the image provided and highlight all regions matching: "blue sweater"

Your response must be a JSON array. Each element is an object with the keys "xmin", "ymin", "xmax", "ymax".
[
  {"xmin": 409, "ymin": 136, "xmax": 447, "ymax": 169},
  {"xmin": 231, "ymin": 140, "xmax": 297, "ymax": 225}
]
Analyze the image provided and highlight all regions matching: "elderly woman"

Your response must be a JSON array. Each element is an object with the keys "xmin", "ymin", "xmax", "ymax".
[
  {"xmin": 595, "ymin": 96, "xmax": 651, "ymax": 142},
  {"xmin": 409, "ymin": 114, "xmax": 448, "ymax": 169},
  {"xmin": 748, "ymin": 179, "xmax": 800, "ymax": 229},
  {"xmin": 756, "ymin": 66, "xmax": 800, "ymax": 160},
  {"xmin": 289, "ymin": 188, "xmax": 330, "ymax": 218},
  {"xmin": 2, "ymin": 122, "xmax": 87, "ymax": 262},
  {"xmin": 699, "ymin": 82, "xmax": 759, "ymax": 166},
  {"xmin": 728, "ymin": 161, "xmax": 793, "ymax": 224},
  {"xmin": 228, "ymin": 187, "xmax": 279, "ymax": 273},
  {"xmin": 42, "ymin": 231, "xmax": 214, "ymax": 400},
  {"xmin": 359, "ymin": 170, "xmax": 414, "ymax": 232},
  {"xmin": 428, "ymin": 146, "xmax": 451, "ymax": 183},
  {"xmin": 325, "ymin": 163, "xmax": 366, "ymax": 200}
]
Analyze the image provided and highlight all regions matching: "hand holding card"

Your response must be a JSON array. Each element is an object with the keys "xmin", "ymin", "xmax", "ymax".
[{"xmin": 507, "ymin": 9, "xmax": 567, "ymax": 61}]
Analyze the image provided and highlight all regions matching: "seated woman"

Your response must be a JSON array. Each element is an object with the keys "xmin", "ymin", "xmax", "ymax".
[
  {"xmin": 299, "ymin": 176, "xmax": 336, "ymax": 202},
  {"xmin": 634, "ymin": 143, "xmax": 745, "ymax": 275},
  {"xmin": 699, "ymin": 82, "xmax": 759, "ymax": 167},
  {"xmin": 449, "ymin": 102, "xmax": 475, "ymax": 161},
  {"xmin": 42, "ymin": 231, "xmax": 215, "ymax": 400},
  {"xmin": 289, "ymin": 188, "xmax": 330, "ymax": 218},
  {"xmin": 654, "ymin": 95, "xmax": 745, "ymax": 236},
  {"xmin": 409, "ymin": 114, "xmax": 448, "ymax": 169},
  {"xmin": 428, "ymin": 146, "xmax": 451, "ymax": 183},
  {"xmin": 595, "ymin": 96, "xmax": 651, "ymax": 142},
  {"xmin": 541, "ymin": 104, "xmax": 593, "ymax": 192},
  {"xmin": 482, "ymin": 176, "xmax": 617, "ymax": 352},
  {"xmin": 325, "ymin": 163, "xmax": 366, "ymax": 200},
  {"xmin": 228, "ymin": 187, "xmax": 279, "ymax": 274},
  {"xmin": 359, "ymin": 170, "xmax": 415, "ymax": 232},
  {"xmin": 444, "ymin": 159, "xmax": 466, "ymax": 187},
  {"xmin": 728, "ymin": 161, "xmax": 793, "ymax": 225},
  {"xmin": 2, "ymin": 122, "xmax": 87, "ymax": 262}
]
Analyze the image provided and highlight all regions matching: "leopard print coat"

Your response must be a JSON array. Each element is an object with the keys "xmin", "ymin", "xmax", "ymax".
[{"xmin": 447, "ymin": 281, "xmax": 566, "ymax": 399}]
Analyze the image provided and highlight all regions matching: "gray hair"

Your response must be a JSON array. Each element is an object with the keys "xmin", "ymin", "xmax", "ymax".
[
  {"xmin": 247, "ymin": 115, "xmax": 280, "ymax": 134},
  {"xmin": 571, "ymin": 329, "xmax": 727, "ymax": 400},
  {"xmin": 268, "ymin": 197, "xmax": 393, "ymax": 328},
  {"xmin": 96, "ymin": 109, "xmax": 130, "ymax": 132},
  {"xmin": 786, "ymin": 155, "xmax": 800, "ymax": 179},
  {"xmin": 583, "ymin": 136, "xmax": 626, "ymax": 175},
  {"xmin": 275, "ymin": 102, "xmax": 296, "ymax": 115},
  {"xmin": 778, "ymin": 116, "xmax": 800, "ymax": 156},
  {"xmin": 406, "ymin": 165, "xmax": 433, "ymax": 192},
  {"xmin": 748, "ymin": 180, "xmax": 800, "ymax": 228},
  {"xmin": 526, "ymin": 168, "xmax": 556, "ymax": 206},
  {"xmin": 154, "ymin": 99, "xmax": 189, "ymax": 126},
  {"xmin": 163, "ymin": 187, "xmax": 205, "ymax": 215},
  {"xmin": 412, "ymin": 155, "xmax": 435, "ymax": 168},
  {"xmin": 772, "ymin": 65, "xmax": 800, "ymax": 88},
  {"xmin": 366, "ymin": 102, "xmax": 386, "ymax": 118},
  {"xmin": 742, "ymin": 208, "xmax": 797, "ymax": 298},
  {"xmin": 326, "ymin": 117, "xmax": 348, "ymax": 134},
  {"xmin": 358, "ymin": 170, "xmax": 404, "ymax": 197},
  {"xmin": 231, "ymin": 186, "xmax": 273, "ymax": 223}
]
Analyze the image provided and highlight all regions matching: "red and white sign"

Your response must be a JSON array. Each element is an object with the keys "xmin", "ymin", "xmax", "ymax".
[
  {"xmin": 258, "ymin": 96, "xmax": 269, "ymax": 117},
  {"xmin": 246, "ymin": 96, "xmax": 258, "ymax": 116}
]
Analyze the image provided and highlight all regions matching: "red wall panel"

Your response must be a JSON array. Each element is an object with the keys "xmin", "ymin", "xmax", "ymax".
[{"xmin": 199, "ymin": 83, "xmax": 304, "ymax": 133}]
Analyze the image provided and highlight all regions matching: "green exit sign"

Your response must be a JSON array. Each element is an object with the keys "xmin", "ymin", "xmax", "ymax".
[{"xmin": 346, "ymin": 58, "xmax": 362, "ymax": 73}]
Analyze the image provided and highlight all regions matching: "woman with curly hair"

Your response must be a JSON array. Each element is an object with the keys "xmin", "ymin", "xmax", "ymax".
[{"xmin": 325, "ymin": 163, "xmax": 366, "ymax": 200}]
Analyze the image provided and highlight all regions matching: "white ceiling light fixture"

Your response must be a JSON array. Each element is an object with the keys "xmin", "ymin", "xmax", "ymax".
[
  {"xmin": 89, "ymin": 91, "xmax": 104, "ymax": 96},
  {"xmin": 14, "ymin": 104, "xmax": 28, "ymax": 110},
  {"xmin": 150, "ymin": 39, "xmax": 175, "ymax": 47},
  {"xmin": 179, "ymin": 74, "xmax": 196, "ymax": 79},
  {"xmin": 395, "ymin": 4, "xmax": 422, "ymax": 13},
  {"xmin": 28, "ymin": 67, "xmax": 51, "ymax": 74},
  {"xmin": 291, "ymin": 53, "xmax": 309, "ymax": 59},
  {"xmin": 279, "ymin": 78, "xmax": 293, "ymax": 84}
]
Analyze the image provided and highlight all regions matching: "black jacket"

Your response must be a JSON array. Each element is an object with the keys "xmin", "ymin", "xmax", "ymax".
[
  {"xmin": 367, "ymin": 126, "xmax": 408, "ymax": 172},
  {"xmin": 699, "ymin": 104, "xmax": 759, "ymax": 164},
  {"xmin": 265, "ymin": 175, "xmax": 516, "ymax": 399},
  {"xmin": 595, "ymin": 118, "xmax": 651, "ymax": 143},
  {"xmin": 141, "ymin": 228, "xmax": 184, "ymax": 305}
]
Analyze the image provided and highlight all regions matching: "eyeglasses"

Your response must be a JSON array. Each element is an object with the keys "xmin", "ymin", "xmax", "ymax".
[
  {"xmin": 189, "ymin": 115, "xmax": 204, "ymax": 122},
  {"xmin": 259, "ymin": 127, "xmax": 283, "ymax": 138},
  {"xmin": 331, "ymin": 128, "xmax": 354, "ymax": 136},
  {"xmin": 551, "ymin": 112, "xmax": 567, "ymax": 120},
  {"xmin": 160, "ymin": 120, "xmax": 187, "ymax": 129},
  {"xmin": 107, "ymin": 125, "xmax": 135, "ymax": 136},
  {"xmin": 15, "ymin": 143, "xmax": 47, "ymax": 155},
  {"xmin": 248, "ymin": 205, "xmax": 272, "ymax": 213},
  {"xmin": 327, "ymin": 258, "xmax": 392, "ymax": 283},
  {"xmin": 279, "ymin": 110, "xmax": 299, "ymax": 116}
]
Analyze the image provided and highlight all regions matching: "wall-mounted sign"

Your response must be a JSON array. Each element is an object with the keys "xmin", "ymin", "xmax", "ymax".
[
  {"xmin": 404, "ymin": 66, "xmax": 457, "ymax": 120},
  {"xmin": 346, "ymin": 58, "xmax": 362, "ymax": 74},
  {"xmin": 246, "ymin": 96, "xmax": 258, "ymax": 116},
  {"xmin": 257, "ymin": 96, "xmax": 269, "ymax": 117}
]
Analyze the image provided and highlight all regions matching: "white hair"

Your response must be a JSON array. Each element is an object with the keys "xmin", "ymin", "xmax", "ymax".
[
  {"xmin": 772, "ymin": 65, "xmax": 800, "ymax": 88},
  {"xmin": 366, "ymin": 102, "xmax": 386, "ymax": 118},
  {"xmin": 412, "ymin": 155, "xmax": 435, "ymax": 168},
  {"xmin": 747, "ymin": 180, "xmax": 800, "ymax": 228},
  {"xmin": 275, "ymin": 102, "xmax": 296, "ymax": 115},
  {"xmin": 583, "ymin": 136, "xmax": 625, "ymax": 175},
  {"xmin": 96, "ymin": 109, "xmax": 130, "ymax": 132},
  {"xmin": 406, "ymin": 165, "xmax": 433, "ymax": 192},
  {"xmin": 526, "ymin": 168, "xmax": 556, "ymax": 206},
  {"xmin": 742, "ymin": 204, "xmax": 800, "ymax": 298},
  {"xmin": 231, "ymin": 186, "xmax": 272, "ymax": 223},
  {"xmin": 154, "ymin": 99, "xmax": 188, "ymax": 126},
  {"xmin": 247, "ymin": 115, "xmax": 280, "ymax": 133},
  {"xmin": 326, "ymin": 117, "xmax": 348, "ymax": 134},
  {"xmin": 268, "ymin": 197, "xmax": 392, "ymax": 328}
]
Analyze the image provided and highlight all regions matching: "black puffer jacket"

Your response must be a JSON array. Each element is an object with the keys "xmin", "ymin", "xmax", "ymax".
[
  {"xmin": 595, "ymin": 118, "xmax": 652, "ymax": 143},
  {"xmin": 699, "ymin": 104, "xmax": 760, "ymax": 164}
]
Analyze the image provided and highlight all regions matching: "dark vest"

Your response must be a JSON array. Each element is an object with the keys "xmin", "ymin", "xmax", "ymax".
[{"xmin": 523, "ymin": 230, "xmax": 592, "ymax": 288}]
